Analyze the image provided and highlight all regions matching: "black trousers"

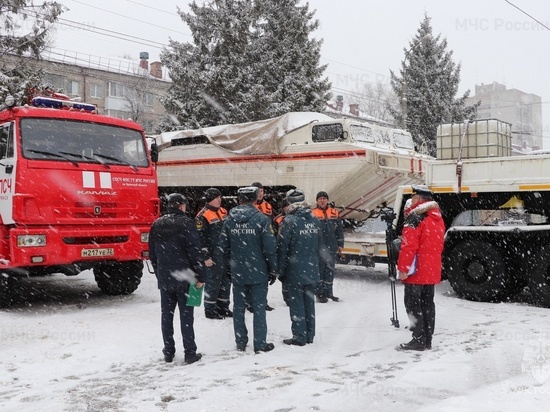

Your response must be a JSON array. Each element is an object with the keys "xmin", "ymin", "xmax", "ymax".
[
  {"xmin": 403, "ymin": 284, "xmax": 435, "ymax": 344},
  {"xmin": 160, "ymin": 284, "xmax": 197, "ymax": 358}
]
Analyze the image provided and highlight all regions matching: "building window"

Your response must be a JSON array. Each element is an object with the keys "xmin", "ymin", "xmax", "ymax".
[
  {"xmin": 109, "ymin": 82, "xmax": 133, "ymax": 98},
  {"xmin": 144, "ymin": 92, "xmax": 154, "ymax": 107},
  {"xmin": 109, "ymin": 82, "xmax": 126, "ymax": 98},
  {"xmin": 107, "ymin": 109, "xmax": 132, "ymax": 120},
  {"xmin": 142, "ymin": 120, "xmax": 154, "ymax": 133},
  {"xmin": 43, "ymin": 73, "xmax": 66, "ymax": 93},
  {"xmin": 65, "ymin": 80, "xmax": 79, "ymax": 97},
  {"xmin": 90, "ymin": 83, "xmax": 103, "ymax": 98}
]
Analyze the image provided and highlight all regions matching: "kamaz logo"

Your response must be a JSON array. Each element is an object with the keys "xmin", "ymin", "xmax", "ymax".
[
  {"xmin": 80, "ymin": 171, "xmax": 116, "ymax": 195},
  {"xmin": 77, "ymin": 190, "xmax": 117, "ymax": 196}
]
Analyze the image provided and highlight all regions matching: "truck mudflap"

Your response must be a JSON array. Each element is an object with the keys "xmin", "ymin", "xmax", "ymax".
[{"xmin": 3, "ymin": 226, "xmax": 150, "ymax": 269}]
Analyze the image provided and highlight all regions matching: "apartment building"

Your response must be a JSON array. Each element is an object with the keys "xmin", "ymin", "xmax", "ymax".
[
  {"xmin": 465, "ymin": 82, "xmax": 543, "ymax": 152},
  {"xmin": 5, "ymin": 52, "xmax": 170, "ymax": 133}
]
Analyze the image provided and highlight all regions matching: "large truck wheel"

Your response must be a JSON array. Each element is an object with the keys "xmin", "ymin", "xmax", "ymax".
[
  {"xmin": 444, "ymin": 240, "xmax": 512, "ymax": 302},
  {"xmin": 526, "ymin": 245, "xmax": 550, "ymax": 308},
  {"xmin": 94, "ymin": 261, "xmax": 143, "ymax": 295},
  {"xmin": 0, "ymin": 274, "xmax": 21, "ymax": 308}
]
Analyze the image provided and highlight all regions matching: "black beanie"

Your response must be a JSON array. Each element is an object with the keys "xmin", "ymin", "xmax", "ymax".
[
  {"xmin": 316, "ymin": 191, "xmax": 329, "ymax": 201},
  {"xmin": 238, "ymin": 186, "xmax": 259, "ymax": 202},
  {"xmin": 286, "ymin": 189, "xmax": 305, "ymax": 204},
  {"xmin": 167, "ymin": 193, "xmax": 188, "ymax": 208},
  {"xmin": 205, "ymin": 188, "xmax": 222, "ymax": 203}
]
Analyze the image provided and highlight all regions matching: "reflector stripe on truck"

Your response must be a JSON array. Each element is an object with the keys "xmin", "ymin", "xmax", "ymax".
[
  {"xmin": 82, "ymin": 171, "xmax": 113, "ymax": 189},
  {"xmin": 409, "ymin": 185, "xmax": 550, "ymax": 194},
  {"xmin": 519, "ymin": 184, "xmax": 550, "ymax": 191},
  {"xmin": 157, "ymin": 149, "xmax": 367, "ymax": 166},
  {"xmin": 402, "ymin": 186, "xmax": 470, "ymax": 194}
]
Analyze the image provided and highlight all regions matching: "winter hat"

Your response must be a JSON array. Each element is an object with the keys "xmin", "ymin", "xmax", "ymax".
[
  {"xmin": 167, "ymin": 193, "xmax": 188, "ymax": 208},
  {"xmin": 286, "ymin": 189, "xmax": 305, "ymax": 204},
  {"xmin": 205, "ymin": 188, "xmax": 222, "ymax": 203},
  {"xmin": 316, "ymin": 191, "xmax": 329, "ymax": 201},
  {"xmin": 238, "ymin": 186, "xmax": 259, "ymax": 202},
  {"xmin": 411, "ymin": 184, "xmax": 433, "ymax": 199}
]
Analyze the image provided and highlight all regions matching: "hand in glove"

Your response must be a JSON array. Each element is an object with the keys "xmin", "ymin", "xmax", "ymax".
[{"xmin": 268, "ymin": 272, "xmax": 277, "ymax": 285}]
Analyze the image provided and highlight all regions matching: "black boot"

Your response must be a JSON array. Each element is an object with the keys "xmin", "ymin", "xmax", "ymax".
[
  {"xmin": 283, "ymin": 338, "xmax": 305, "ymax": 346},
  {"xmin": 184, "ymin": 353, "xmax": 202, "ymax": 365},
  {"xmin": 163, "ymin": 349, "xmax": 174, "ymax": 363},
  {"xmin": 255, "ymin": 343, "xmax": 275, "ymax": 353},
  {"xmin": 398, "ymin": 338, "xmax": 426, "ymax": 351},
  {"xmin": 218, "ymin": 307, "xmax": 233, "ymax": 318},
  {"xmin": 205, "ymin": 309, "xmax": 224, "ymax": 319},
  {"xmin": 425, "ymin": 338, "xmax": 432, "ymax": 350},
  {"xmin": 316, "ymin": 293, "xmax": 328, "ymax": 303}
]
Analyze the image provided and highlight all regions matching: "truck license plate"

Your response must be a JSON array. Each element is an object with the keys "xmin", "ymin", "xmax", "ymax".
[{"xmin": 81, "ymin": 248, "xmax": 114, "ymax": 257}]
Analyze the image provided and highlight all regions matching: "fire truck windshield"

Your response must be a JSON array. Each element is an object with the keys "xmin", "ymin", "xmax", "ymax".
[{"xmin": 20, "ymin": 118, "xmax": 148, "ymax": 167}]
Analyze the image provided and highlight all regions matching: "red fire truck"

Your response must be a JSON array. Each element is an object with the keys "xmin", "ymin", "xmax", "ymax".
[{"xmin": 0, "ymin": 95, "xmax": 159, "ymax": 307}]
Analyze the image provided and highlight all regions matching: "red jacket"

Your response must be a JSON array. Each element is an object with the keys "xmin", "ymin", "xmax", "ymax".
[{"xmin": 397, "ymin": 200, "xmax": 445, "ymax": 285}]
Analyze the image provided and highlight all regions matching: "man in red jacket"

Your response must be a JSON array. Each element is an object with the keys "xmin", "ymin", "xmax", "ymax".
[{"xmin": 397, "ymin": 185, "xmax": 445, "ymax": 351}]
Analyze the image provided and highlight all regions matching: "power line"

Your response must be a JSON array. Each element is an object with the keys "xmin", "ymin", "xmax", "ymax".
[
  {"xmin": 68, "ymin": 0, "xmax": 191, "ymax": 37},
  {"xmin": 55, "ymin": 18, "xmax": 165, "ymax": 49},
  {"xmin": 121, "ymin": 0, "xmax": 177, "ymax": 16},
  {"xmin": 505, "ymin": 0, "xmax": 550, "ymax": 31},
  {"xmin": 321, "ymin": 57, "xmax": 388, "ymax": 77}
]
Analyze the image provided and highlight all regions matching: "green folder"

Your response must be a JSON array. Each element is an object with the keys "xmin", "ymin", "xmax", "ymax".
[{"xmin": 187, "ymin": 283, "xmax": 204, "ymax": 307}]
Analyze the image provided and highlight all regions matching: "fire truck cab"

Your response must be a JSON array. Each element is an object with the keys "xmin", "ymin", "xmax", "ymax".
[{"xmin": 0, "ymin": 95, "xmax": 159, "ymax": 307}]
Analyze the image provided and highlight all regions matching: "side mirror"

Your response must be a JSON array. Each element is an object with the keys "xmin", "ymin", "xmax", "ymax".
[
  {"xmin": 150, "ymin": 141, "xmax": 158, "ymax": 163},
  {"xmin": 0, "ymin": 162, "xmax": 13, "ymax": 174}
]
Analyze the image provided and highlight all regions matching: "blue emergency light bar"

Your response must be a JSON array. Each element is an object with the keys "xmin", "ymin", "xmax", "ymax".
[{"xmin": 31, "ymin": 97, "xmax": 97, "ymax": 112}]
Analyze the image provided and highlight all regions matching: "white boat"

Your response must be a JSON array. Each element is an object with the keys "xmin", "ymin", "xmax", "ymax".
[{"xmin": 153, "ymin": 112, "xmax": 431, "ymax": 222}]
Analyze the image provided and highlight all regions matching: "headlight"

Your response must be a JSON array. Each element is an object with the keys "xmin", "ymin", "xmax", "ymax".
[
  {"xmin": 141, "ymin": 233, "xmax": 149, "ymax": 243},
  {"xmin": 17, "ymin": 235, "xmax": 46, "ymax": 247}
]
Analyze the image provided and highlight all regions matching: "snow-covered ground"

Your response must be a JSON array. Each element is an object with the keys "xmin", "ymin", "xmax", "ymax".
[{"xmin": 1, "ymin": 264, "xmax": 550, "ymax": 411}]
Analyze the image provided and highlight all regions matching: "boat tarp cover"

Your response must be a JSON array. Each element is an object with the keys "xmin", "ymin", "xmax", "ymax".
[{"xmin": 155, "ymin": 112, "xmax": 333, "ymax": 155}]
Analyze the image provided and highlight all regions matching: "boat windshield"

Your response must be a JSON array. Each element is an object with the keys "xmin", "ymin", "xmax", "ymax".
[
  {"xmin": 350, "ymin": 125, "xmax": 374, "ymax": 143},
  {"xmin": 392, "ymin": 131, "xmax": 415, "ymax": 150}
]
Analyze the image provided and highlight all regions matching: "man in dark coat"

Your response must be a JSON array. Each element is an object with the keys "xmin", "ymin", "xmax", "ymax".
[
  {"xmin": 397, "ymin": 185, "xmax": 445, "ymax": 351},
  {"xmin": 196, "ymin": 187, "xmax": 232, "ymax": 320},
  {"xmin": 277, "ymin": 189, "xmax": 323, "ymax": 346},
  {"xmin": 149, "ymin": 193, "xmax": 206, "ymax": 364},
  {"xmin": 312, "ymin": 191, "xmax": 345, "ymax": 302},
  {"xmin": 218, "ymin": 186, "xmax": 278, "ymax": 353},
  {"xmin": 251, "ymin": 181, "xmax": 275, "ymax": 311}
]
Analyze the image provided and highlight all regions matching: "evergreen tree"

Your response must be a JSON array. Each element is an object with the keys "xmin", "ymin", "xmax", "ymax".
[
  {"xmin": 389, "ymin": 14, "xmax": 478, "ymax": 156},
  {"xmin": 161, "ymin": 0, "xmax": 331, "ymax": 130},
  {"xmin": 0, "ymin": 1, "xmax": 65, "ymax": 104}
]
